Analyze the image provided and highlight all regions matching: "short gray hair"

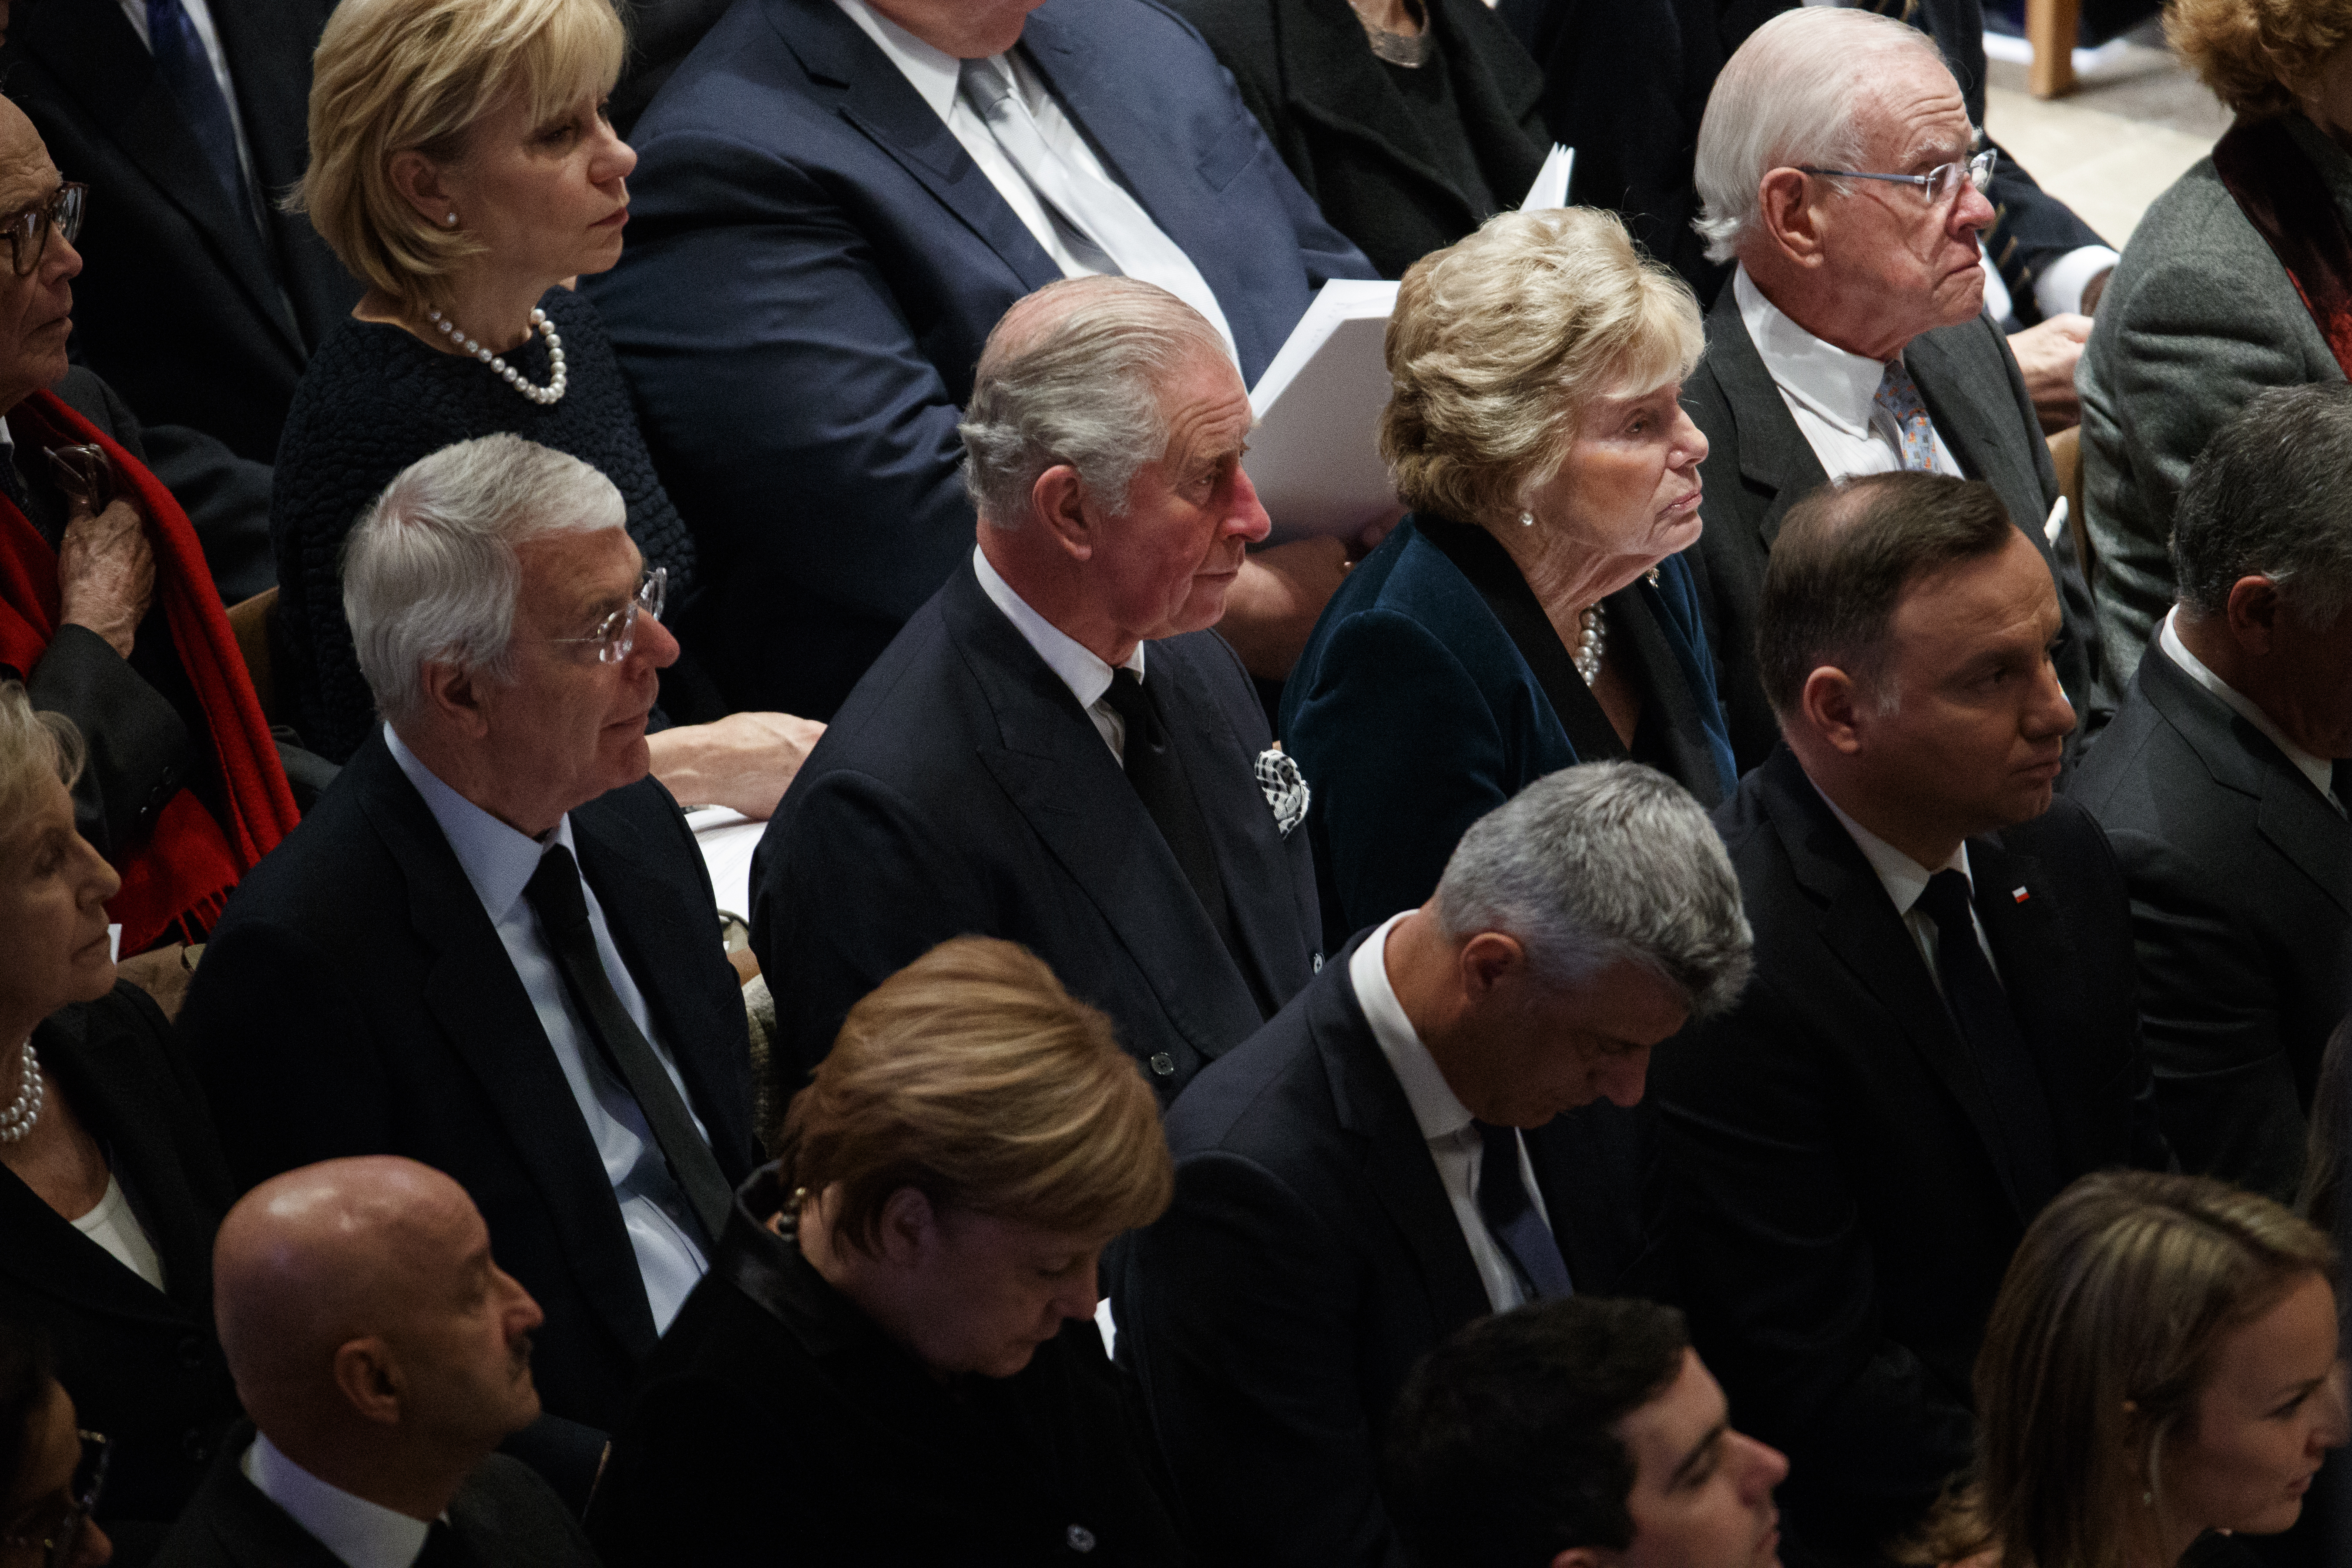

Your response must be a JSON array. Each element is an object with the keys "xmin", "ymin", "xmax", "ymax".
[
  {"xmin": 0, "ymin": 681, "xmax": 82, "ymax": 837},
  {"xmin": 1433, "ymin": 762, "xmax": 1753, "ymax": 1021},
  {"xmin": 2172, "ymin": 383, "xmax": 2352, "ymax": 631},
  {"xmin": 959, "ymin": 276, "xmax": 1232, "ymax": 526},
  {"xmin": 342, "ymin": 433, "xmax": 623, "ymax": 728},
  {"xmin": 1693, "ymin": 7, "xmax": 1946, "ymax": 265}
]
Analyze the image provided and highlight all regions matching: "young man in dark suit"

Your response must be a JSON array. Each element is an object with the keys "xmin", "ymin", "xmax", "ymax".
[
  {"xmin": 1117, "ymin": 761, "xmax": 1755, "ymax": 1568},
  {"xmin": 2074, "ymin": 384, "xmax": 2352, "ymax": 1204},
  {"xmin": 1677, "ymin": 6, "xmax": 2105, "ymax": 766},
  {"xmin": 179, "ymin": 436, "xmax": 759, "ymax": 1487},
  {"xmin": 155, "ymin": 1158, "xmax": 595, "ymax": 1568},
  {"xmin": 755, "ymin": 276, "xmax": 1324, "ymax": 1109},
  {"xmin": 1651, "ymin": 470, "xmax": 2169, "ymax": 1567}
]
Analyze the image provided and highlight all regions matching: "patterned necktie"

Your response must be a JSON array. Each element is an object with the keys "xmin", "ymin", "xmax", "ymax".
[
  {"xmin": 1914, "ymin": 870, "xmax": 2058, "ymax": 1216},
  {"xmin": 146, "ymin": 0, "xmax": 259, "ymax": 235},
  {"xmin": 1873, "ymin": 358, "xmax": 1939, "ymax": 472},
  {"xmin": 1473, "ymin": 1121, "xmax": 1574, "ymax": 1301}
]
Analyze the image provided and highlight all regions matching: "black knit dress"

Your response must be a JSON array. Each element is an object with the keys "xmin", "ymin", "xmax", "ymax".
[{"xmin": 270, "ymin": 285, "xmax": 697, "ymax": 763}]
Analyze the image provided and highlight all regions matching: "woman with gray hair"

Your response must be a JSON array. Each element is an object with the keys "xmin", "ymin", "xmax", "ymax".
[{"xmin": 1282, "ymin": 205, "xmax": 1735, "ymax": 942}]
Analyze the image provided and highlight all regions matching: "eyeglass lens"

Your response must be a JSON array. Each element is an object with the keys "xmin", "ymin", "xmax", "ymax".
[
  {"xmin": 12, "ymin": 186, "xmax": 84, "ymax": 279},
  {"xmin": 600, "ymin": 567, "xmax": 667, "ymax": 663}
]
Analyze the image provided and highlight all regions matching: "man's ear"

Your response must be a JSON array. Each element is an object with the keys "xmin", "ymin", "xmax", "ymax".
[
  {"xmin": 1798, "ymin": 664, "xmax": 1867, "ymax": 756},
  {"xmin": 1551, "ymin": 1548, "xmax": 1611, "ymax": 1568},
  {"xmin": 416, "ymin": 658, "xmax": 497, "ymax": 740},
  {"xmin": 1757, "ymin": 167, "xmax": 1825, "ymax": 266},
  {"xmin": 2224, "ymin": 574, "xmax": 2285, "ymax": 656},
  {"xmin": 332, "ymin": 1337, "xmax": 406, "ymax": 1428},
  {"xmin": 386, "ymin": 148, "xmax": 457, "ymax": 230},
  {"xmin": 1030, "ymin": 463, "xmax": 1098, "ymax": 563},
  {"xmin": 1457, "ymin": 930, "xmax": 1529, "ymax": 1002}
]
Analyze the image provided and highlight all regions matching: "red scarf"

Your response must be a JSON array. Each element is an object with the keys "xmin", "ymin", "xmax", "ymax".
[
  {"xmin": 2212, "ymin": 114, "xmax": 2352, "ymax": 377},
  {"xmin": 0, "ymin": 389, "xmax": 299, "ymax": 950}
]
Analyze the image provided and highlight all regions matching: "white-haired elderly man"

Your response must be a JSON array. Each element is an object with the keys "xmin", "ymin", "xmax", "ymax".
[
  {"xmin": 752, "ymin": 275, "xmax": 1324, "ymax": 1111},
  {"xmin": 1115, "ymin": 761, "xmax": 1754, "ymax": 1568},
  {"xmin": 178, "ymin": 434, "xmax": 760, "ymax": 1503},
  {"xmin": 1678, "ymin": 6, "xmax": 2107, "ymax": 769}
]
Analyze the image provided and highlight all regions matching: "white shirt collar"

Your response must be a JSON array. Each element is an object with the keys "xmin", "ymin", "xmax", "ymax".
[
  {"xmin": 2161, "ymin": 608, "xmax": 2340, "ymax": 806},
  {"xmin": 1734, "ymin": 265, "xmax": 1904, "ymax": 445},
  {"xmin": 970, "ymin": 544, "xmax": 1144, "ymax": 712},
  {"xmin": 1350, "ymin": 913, "xmax": 1476, "ymax": 1145},
  {"xmin": 1811, "ymin": 780, "xmax": 1972, "ymax": 920},
  {"xmin": 243, "ymin": 1434, "xmax": 433, "ymax": 1568},
  {"xmin": 384, "ymin": 723, "xmax": 578, "ymax": 924}
]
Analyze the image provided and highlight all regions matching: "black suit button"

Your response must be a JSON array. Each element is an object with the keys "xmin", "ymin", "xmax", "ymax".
[
  {"xmin": 1066, "ymin": 1524, "xmax": 1096, "ymax": 1554},
  {"xmin": 178, "ymin": 1336, "xmax": 208, "ymax": 1369},
  {"xmin": 183, "ymin": 1430, "xmax": 211, "ymax": 1463},
  {"xmin": 1147, "ymin": 1052, "xmax": 1176, "ymax": 1078}
]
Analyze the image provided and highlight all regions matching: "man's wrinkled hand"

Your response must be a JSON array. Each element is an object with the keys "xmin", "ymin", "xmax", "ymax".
[
  {"xmin": 57, "ymin": 498, "xmax": 156, "ymax": 659},
  {"xmin": 2009, "ymin": 313, "xmax": 2092, "ymax": 435},
  {"xmin": 1218, "ymin": 536, "xmax": 1356, "ymax": 679},
  {"xmin": 648, "ymin": 710, "xmax": 827, "ymax": 821}
]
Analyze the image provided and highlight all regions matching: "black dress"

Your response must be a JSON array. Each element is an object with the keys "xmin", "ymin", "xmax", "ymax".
[
  {"xmin": 0, "ymin": 983, "xmax": 241, "ymax": 1564},
  {"xmin": 269, "ymin": 286, "xmax": 701, "ymax": 763},
  {"xmin": 587, "ymin": 1167, "xmax": 1187, "ymax": 1567}
]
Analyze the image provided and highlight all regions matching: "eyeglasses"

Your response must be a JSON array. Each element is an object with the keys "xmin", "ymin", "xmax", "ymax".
[
  {"xmin": 549, "ymin": 565, "xmax": 665, "ymax": 664},
  {"xmin": 1797, "ymin": 149, "xmax": 1995, "ymax": 206},
  {"xmin": 3, "ymin": 185, "xmax": 86, "ymax": 278},
  {"xmin": 0, "ymin": 1430, "xmax": 108, "ymax": 1568}
]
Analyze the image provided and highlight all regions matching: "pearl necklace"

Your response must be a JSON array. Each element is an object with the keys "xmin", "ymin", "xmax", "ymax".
[
  {"xmin": 0, "ymin": 1038, "xmax": 41, "ymax": 1144},
  {"xmin": 1573, "ymin": 604, "xmax": 1606, "ymax": 686},
  {"xmin": 425, "ymin": 306, "xmax": 567, "ymax": 406}
]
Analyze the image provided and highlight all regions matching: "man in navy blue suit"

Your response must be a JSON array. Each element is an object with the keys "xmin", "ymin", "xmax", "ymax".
[{"xmin": 590, "ymin": 0, "xmax": 1379, "ymax": 720}]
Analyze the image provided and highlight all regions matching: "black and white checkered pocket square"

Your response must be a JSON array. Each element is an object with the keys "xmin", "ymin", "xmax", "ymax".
[{"xmin": 1255, "ymin": 746, "xmax": 1310, "ymax": 838}]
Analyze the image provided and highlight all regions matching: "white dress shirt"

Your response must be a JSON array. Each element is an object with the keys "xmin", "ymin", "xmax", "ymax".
[
  {"xmin": 2161, "ymin": 608, "xmax": 2343, "ymax": 813},
  {"xmin": 833, "ymin": 0, "xmax": 1237, "ymax": 356},
  {"xmin": 973, "ymin": 544, "xmax": 1146, "ymax": 763},
  {"xmin": 386, "ymin": 726, "xmax": 709, "ymax": 1333},
  {"xmin": 1734, "ymin": 265, "xmax": 1962, "ymax": 481},
  {"xmin": 244, "ymin": 1434, "xmax": 431, "ymax": 1568},
  {"xmin": 1813, "ymin": 785, "xmax": 2003, "ymax": 993},
  {"xmin": 114, "ymin": 0, "xmax": 265, "ymax": 233},
  {"xmin": 1350, "ymin": 913, "xmax": 1557, "ymax": 1313}
]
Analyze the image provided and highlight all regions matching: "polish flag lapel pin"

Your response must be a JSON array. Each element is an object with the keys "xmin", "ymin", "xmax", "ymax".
[{"xmin": 2011, "ymin": 885, "xmax": 2030, "ymax": 904}]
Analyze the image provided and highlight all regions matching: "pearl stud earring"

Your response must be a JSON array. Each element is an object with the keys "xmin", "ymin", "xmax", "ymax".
[
  {"xmin": 1519, "ymin": 510, "xmax": 1536, "ymax": 528},
  {"xmin": 445, "ymin": 212, "xmax": 459, "ymax": 226}
]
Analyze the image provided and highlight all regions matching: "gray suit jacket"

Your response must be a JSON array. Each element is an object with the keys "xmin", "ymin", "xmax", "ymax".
[
  {"xmin": 1680, "ymin": 280, "xmax": 2096, "ymax": 770},
  {"xmin": 2070, "ymin": 634, "xmax": 2352, "ymax": 1203},
  {"xmin": 2078, "ymin": 113, "xmax": 2349, "ymax": 710}
]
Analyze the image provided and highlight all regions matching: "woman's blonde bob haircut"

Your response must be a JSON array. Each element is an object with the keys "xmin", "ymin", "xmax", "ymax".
[
  {"xmin": 0, "ymin": 681, "xmax": 84, "ymax": 837},
  {"xmin": 777, "ymin": 937, "xmax": 1174, "ymax": 1256},
  {"xmin": 2167, "ymin": 0, "xmax": 2352, "ymax": 119},
  {"xmin": 1905, "ymin": 1170, "xmax": 2337, "ymax": 1568},
  {"xmin": 1380, "ymin": 206, "xmax": 1703, "ymax": 529},
  {"xmin": 293, "ymin": 0, "xmax": 625, "ymax": 307}
]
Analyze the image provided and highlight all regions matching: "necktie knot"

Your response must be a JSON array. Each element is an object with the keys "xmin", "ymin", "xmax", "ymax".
[
  {"xmin": 1916, "ymin": 867, "xmax": 1975, "ymax": 932},
  {"xmin": 957, "ymin": 55, "xmax": 1017, "ymax": 118},
  {"xmin": 523, "ymin": 843, "xmax": 591, "ymax": 937},
  {"xmin": 1873, "ymin": 359, "xmax": 1937, "ymax": 473},
  {"xmin": 1102, "ymin": 668, "xmax": 1159, "ymax": 753}
]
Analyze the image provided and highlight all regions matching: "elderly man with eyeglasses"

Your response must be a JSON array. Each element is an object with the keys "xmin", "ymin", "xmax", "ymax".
[
  {"xmin": 1674, "ymin": 6, "xmax": 2108, "ymax": 771},
  {"xmin": 178, "ymin": 433, "xmax": 761, "ymax": 1509}
]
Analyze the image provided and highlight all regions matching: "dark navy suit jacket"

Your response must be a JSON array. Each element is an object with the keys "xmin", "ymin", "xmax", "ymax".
[
  {"xmin": 751, "ymin": 559, "xmax": 1323, "ymax": 1108},
  {"xmin": 588, "ymin": 0, "xmax": 1376, "ymax": 719},
  {"xmin": 1282, "ymin": 513, "xmax": 1735, "ymax": 943}
]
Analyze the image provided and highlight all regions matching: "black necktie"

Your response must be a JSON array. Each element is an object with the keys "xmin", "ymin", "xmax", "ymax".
[
  {"xmin": 145, "ymin": 0, "xmax": 260, "ymax": 235},
  {"xmin": 522, "ymin": 843, "xmax": 733, "ymax": 1248},
  {"xmin": 1101, "ymin": 670, "xmax": 1242, "ymax": 959},
  {"xmin": 1474, "ymin": 1121, "xmax": 1574, "ymax": 1300},
  {"xmin": 1915, "ymin": 870, "xmax": 2059, "ymax": 1215},
  {"xmin": 415, "ymin": 1521, "xmax": 476, "ymax": 1568}
]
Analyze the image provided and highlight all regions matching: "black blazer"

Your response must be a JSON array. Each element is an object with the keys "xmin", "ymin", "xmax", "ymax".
[
  {"xmin": 4, "ymin": 0, "xmax": 361, "ymax": 467},
  {"xmin": 2072, "ymin": 639, "xmax": 2352, "ymax": 1202},
  {"xmin": 1115, "ymin": 937, "xmax": 1658, "ymax": 1568},
  {"xmin": 1680, "ymin": 282, "xmax": 2105, "ymax": 770},
  {"xmin": 0, "ymin": 984, "xmax": 238, "ymax": 1549},
  {"xmin": 752, "ymin": 560, "xmax": 1323, "ymax": 1109},
  {"xmin": 1651, "ymin": 745, "xmax": 2168, "ymax": 1562},
  {"xmin": 153, "ymin": 1427, "xmax": 594, "ymax": 1568},
  {"xmin": 177, "ymin": 733, "xmax": 760, "ymax": 1437},
  {"xmin": 1169, "ymin": 0, "xmax": 1547, "ymax": 279},
  {"xmin": 589, "ymin": 1166, "xmax": 1185, "ymax": 1566}
]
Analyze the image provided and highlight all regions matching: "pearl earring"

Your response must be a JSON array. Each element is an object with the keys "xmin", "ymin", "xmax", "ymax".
[
  {"xmin": 1519, "ymin": 510, "xmax": 1535, "ymax": 528},
  {"xmin": 445, "ymin": 212, "xmax": 459, "ymax": 226}
]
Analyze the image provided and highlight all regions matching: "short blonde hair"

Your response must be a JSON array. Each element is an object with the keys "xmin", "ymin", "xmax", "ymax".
[
  {"xmin": 0, "ymin": 682, "xmax": 82, "ymax": 836},
  {"xmin": 293, "ymin": 0, "xmax": 625, "ymax": 307},
  {"xmin": 1380, "ymin": 207, "xmax": 1703, "ymax": 529},
  {"xmin": 2167, "ymin": 0, "xmax": 2352, "ymax": 118},
  {"xmin": 777, "ymin": 937, "xmax": 1174, "ymax": 1256}
]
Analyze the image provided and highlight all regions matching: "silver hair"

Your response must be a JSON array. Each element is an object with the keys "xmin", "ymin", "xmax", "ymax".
[
  {"xmin": 2172, "ymin": 383, "xmax": 2352, "ymax": 631},
  {"xmin": 1433, "ymin": 762, "xmax": 1753, "ymax": 1021},
  {"xmin": 1692, "ymin": 7, "xmax": 1946, "ymax": 265},
  {"xmin": 0, "ymin": 680, "xmax": 84, "ymax": 839},
  {"xmin": 341, "ymin": 433, "xmax": 624, "ymax": 729},
  {"xmin": 959, "ymin": 276, "xmax": 1233, "ymax": 526}
]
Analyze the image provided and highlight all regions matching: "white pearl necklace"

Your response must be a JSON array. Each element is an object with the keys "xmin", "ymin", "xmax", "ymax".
[
  {"xmin": 0, "ymin": 1038, "xmax": 41, "ymax": 1144},
  {"xmin": 1573, "ymin": 604, "xmax": 1606, "ymax": 686},
  {"xmin": 425, "ymin": 306, "xmax": 567, "ymax": 406}
]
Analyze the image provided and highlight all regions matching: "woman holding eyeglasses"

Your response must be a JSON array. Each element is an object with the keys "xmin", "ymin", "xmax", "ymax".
[
  {"xmin": 0, "ymin": 684, "xmax": 241, "ymax": 1565},
  {"xmin": 272, "ymin": 0, "xmax": 821, "ymax": 816},
  {"xmin": 1, "ymin": 1323, "xmax": 111, "ymax": 1568}
]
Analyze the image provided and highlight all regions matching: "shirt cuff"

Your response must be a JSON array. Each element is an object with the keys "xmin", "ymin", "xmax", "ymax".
[{"xmin": 2033, "ymin": 245, "xmax": 2121, "ymax": 321}]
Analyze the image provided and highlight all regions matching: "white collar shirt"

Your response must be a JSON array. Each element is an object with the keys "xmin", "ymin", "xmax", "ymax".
[
  {"xmin": 2161, "ymin": 607, "xmax": 2343, "ymax": 813},
  {"xmin": 1734, "ymin": 265, "xmax": 1960, "ymax": 481},
  {"xmin": 972, "ymin": 544, "xmax": 1146, "ymax": 763},
  {"xmin": 1813, "ymin": 782, "xmax": 2002, "ymax": 992},
  {"xmin": 1350, "ymin": 913, "xmax": 1556, "ymax": 1313},
  {"xmin": 114, "ymin": 0, "xmax": 264, "ymax": 233},
  {"xmin": 242, "ymin": 1434, "xmax": 431, "ymax": 1568},
  {"xmin": 385, "ymin": 725, "xmax": 709, "ymax": 1332}
]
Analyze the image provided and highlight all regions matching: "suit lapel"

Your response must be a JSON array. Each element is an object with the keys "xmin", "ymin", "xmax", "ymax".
[
  {"xmin": 1704, "ymin": 289, "xmax": 1828, "ymax": 549},
  {"xmin": 771, "ymin": 0, "xmax": 1063, "ymax": 296},
  {"xmin": 1905, "ymin": 325, "xmax": 2047, "ymax": 538},
  {"xmin": 351, "ymin": 739, "xmax": 659, "ymax": 1360},
  {"xmin": 1969, "ymin": 833, "xmax": 2091, "ymax": 1184}
]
